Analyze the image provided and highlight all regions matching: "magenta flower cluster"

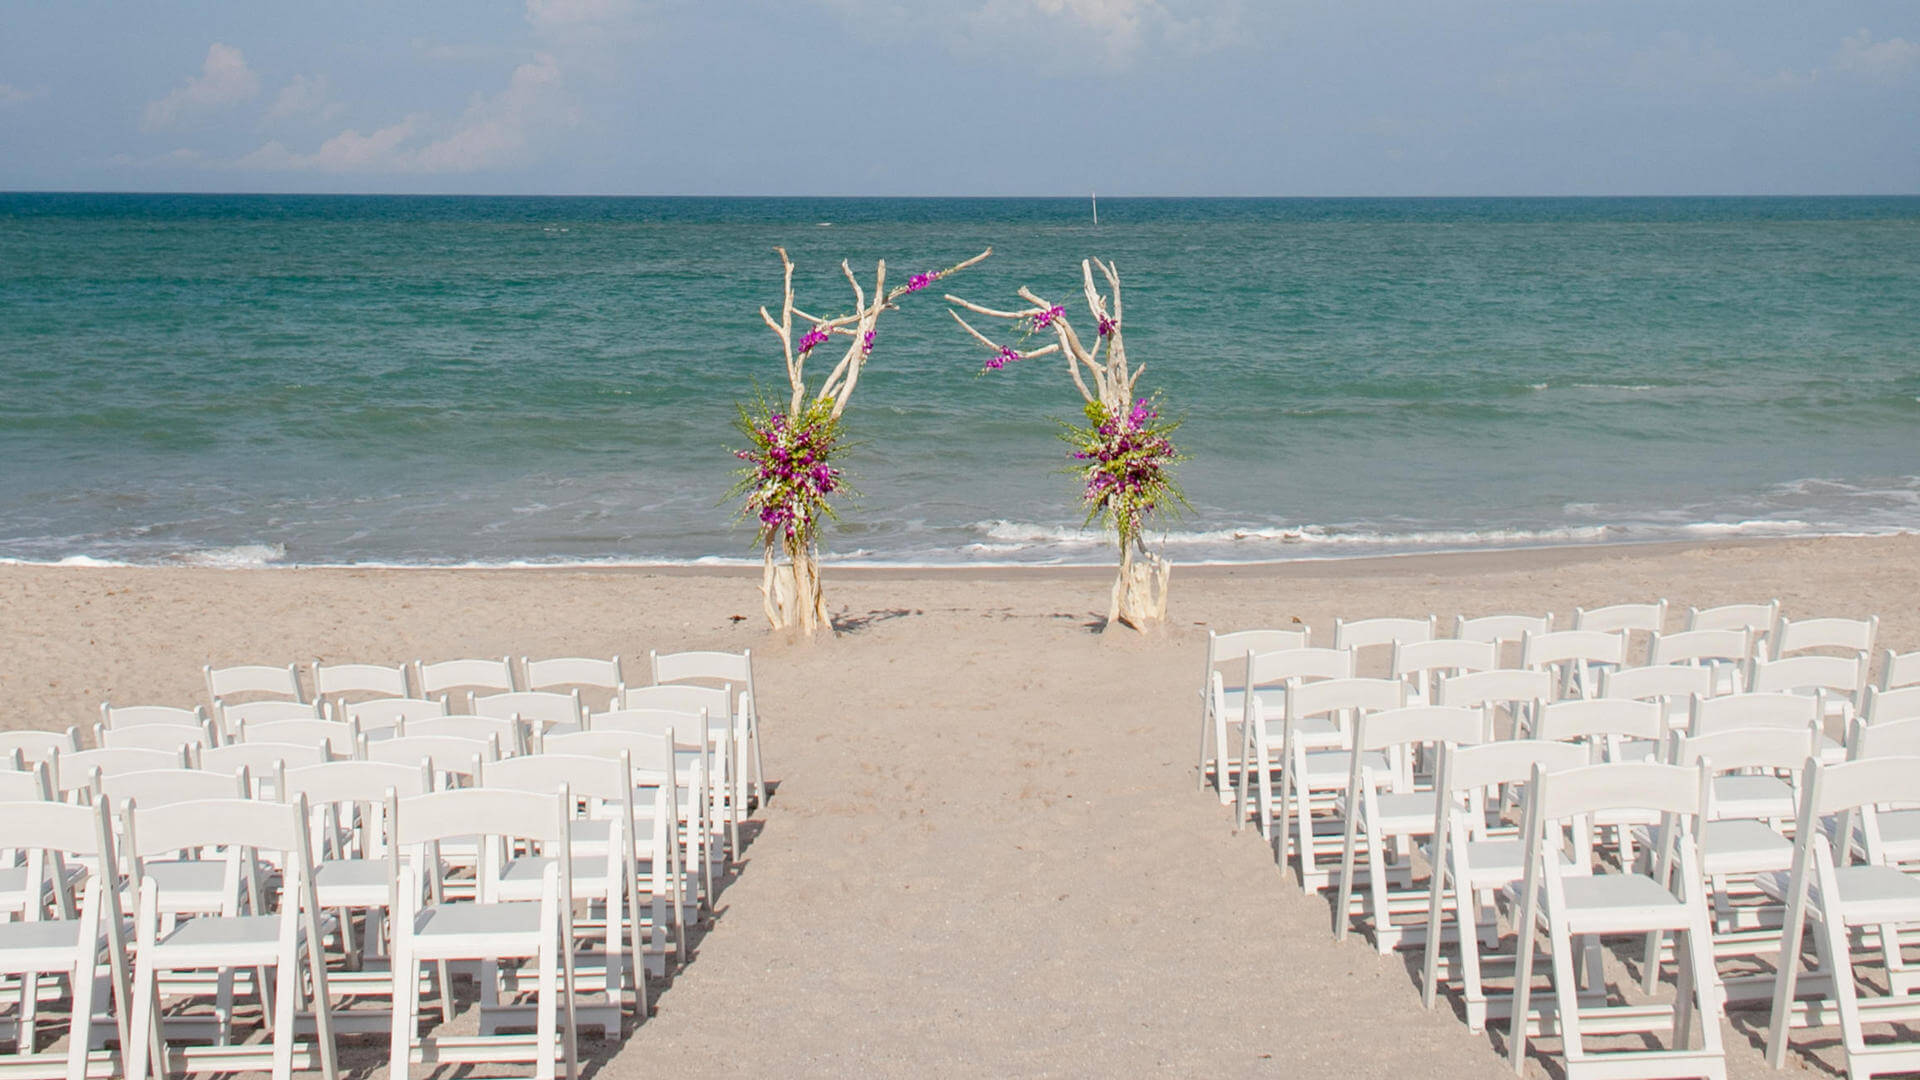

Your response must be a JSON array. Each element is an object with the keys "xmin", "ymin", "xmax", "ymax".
[
  {"xmin": 732, "ymin": 401, "xmax": 844, "ymax": 547},
  {"xmin": 1030, "ymin": 304, "xmax": 1065, "ymax": 331},
  {"xmin": 862, "ymin": 329, "xmax": 876, "ymax": 355},
  {"xmin": 796, "ymin": 325, "xmax": 832, "ymax": 355},
  {"xmin": 1097, "ymin": 315, "xmax": 1117, "ymax": 337},
  {"xmin": 1068, "ymin": 396, "xmax": 1180, "ymax": 547},
  {"xmin": 984, "ymin": 345, "xmax": 1021, "ymax": 371},
  {"xmin": 906, "ymin": 271, "xmax": 937, "ymax": 292}
]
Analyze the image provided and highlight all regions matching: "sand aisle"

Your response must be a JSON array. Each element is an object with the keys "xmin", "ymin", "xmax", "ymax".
[{"xmin": 2, "ymin": 535, "xmax": 1914, "ymax": 1077}]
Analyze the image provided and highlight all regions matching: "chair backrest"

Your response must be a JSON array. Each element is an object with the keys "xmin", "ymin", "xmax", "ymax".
[
  {"xmin": 1434, "ymin": 668, "xmax": 1552, "ymax": 710},
  {"xmin": 1208, "ymin": 629, "xmax": 1311, "ymax": 673},
  {"xmin": 1803, "ymin": 755, "xmax": 1920, "ymax": 818},
  {"xmin": 122, "ymin": 795, "xmax": 310, "ymax": 872},
  {"xmin": 414, "ymin": 657, "xmax": 518, "ymax": 709},
  {"xmin": 1521, "ymin": 629, "xmax": 1626, "ymax": 670},
  {"xmin": 472, "ymin": 690, "xmax": 583, "ymax": 732},
  {"xmin": 1245, "ymin": 646, "xmax": 1353, "ymax": 688},
  {"xmin": 621, "ymin": 684, "xmax": 732, "ymax": 723},
  {"xmin": 651, "ymin": 649, "xmax": 752, "ymax": 687},
  {"xmin": 1333, "ymin": 615, "xmax": 1437, "ymax": 654},
  {"xmin": 1649, "ymin": 628, "xmax": 1754, "ymax": 669},
  {"xmin": 95, "ymin": 766, "xmax": 247, "ymax": 807},
  {"xmin": 1686, "ymin": 600, "xmax": 1779, "ymax": 635},
  {"xmin": 1771, "ymin": 615, "xmax": 1878, "ymax": 660},
  {"xmin": 212, "ymin": 698, "xmax": 320, "ymax": 739},
  {"xmin": 522, "ymin": 656, "xmax": 624, "ymax": 693},
  {"xmin": 1600, "ymin": 664, "xmax": 1712, "ymax": 704},
  {"xmin": 1528, "ymin": 759, "xmax": 1708, "ymax": 827},
  {"xmin": 390, "ymin": 786, "xmax": 569, "ymax": 848},
  {"xmin": 283, "ymin": 758, "xmax": 434, "ymax": 806},
  {"xmin": 485, "ymin": 751, "xmax": 630, "ymax": 804},
  {"xmin": 1746, "ymin": 654, "xmax": 1869, "ymax": 704},
  {"xmin": 1878, "ymin": 649, "xmax": 1920, "ymax": 692},
  {"xmin": 342, "ymin": 696, "xmax": 449, "ymax": 730},
  {"xmin": 0, "ymin": 760, "xmax": 54, "ymax": 801},
  {"xmin": 0, "ymin": 727, "xmax": 81, "ymax": 761},
  {"xmin": 204, "ymin": 662, "xmax": 304, "ymax": 705},
  {"xmin": 1864, "ymin": 685, "xmax": 1920, "ymax": 726},
  {"xmin": 199, "ymin": 741, "xmax": 331, "ymax": 778},
  {"xmin": 541, "ymin": 729, "xmax": 682, "ymax": 776},
  {"xmin": 1574, "ymin": 600, "xmax": 1669, "ymax": 636},
  {"xmin": 99, "ymin": 703, "xmax": 208, "ymax": 730},
  {"xmin": 1353, "ymin": 704, "xmax": 1486, "ymax": 755},
  {"xmin": 312, "ymin": 661, "xmax": 411, "ymax": 702},
  {"xmin": 1391, "ymin": 639, "xmax": 1497, "ymax": 702},
  {"xmin": 93, "ymin": 719, "xmax": 216, "ymax": 753},
  {"xmin": 0, "ymin": 798, "xmax": 119, "ymax": 921},
  {"xmin": 1850, "ymin": 716, "xmax": 1920, "ymax": 760},
  {"xmin": 1285, "ymin": 677, "xmax": 1407, "ymax": 725},
  {"xmin": 1442, "ymin": 738, "xmax": 1593, "ymax": 797},
  {"xmin": 401, "ymin": 714, "xmax": 522, "ymax": 754},
  {"xmin": 1534, "ymin": 698, "xmax": 1664, "ymax": 744},
  {"xmin": 1688, "ymin": 691, "xmax": 1819, "ymax": 736},
  {"xmin": 1672, "ymin": 726, "xmax": 1820, "ymax": 806},
  {"xmin": 361, "ymin": 733, "xmax": 498, "ymax": 779},
  {"xmin": 239, "ymin": 717, "xmax": 359, "ymax": 754},
  {"xmin": 51, "ymin": 746, "xmax": 187, "ymax": 793},
  {"xmin": 1454, "ymin": 612, "xmax": 1553, "ymax": 645}
]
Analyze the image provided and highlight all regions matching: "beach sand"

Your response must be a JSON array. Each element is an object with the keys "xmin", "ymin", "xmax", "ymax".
[{"xmin": 2, "ymin": 533, "xmax": 1915, "ymax": 1078}]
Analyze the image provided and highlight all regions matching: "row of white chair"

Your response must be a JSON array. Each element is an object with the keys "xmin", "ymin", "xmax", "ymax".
[{"xmin": 0, "ymin": 722, "xmax": 730, "ymax": 1080}]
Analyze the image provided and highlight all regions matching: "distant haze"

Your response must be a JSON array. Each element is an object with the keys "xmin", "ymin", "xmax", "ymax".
[{"xmin": 0, "ymin": 1, "xmax": 1916, "ymax": 195}]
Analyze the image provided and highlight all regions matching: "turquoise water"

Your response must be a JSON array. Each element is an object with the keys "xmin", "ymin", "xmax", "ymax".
[{"xmin": 2, "ymin": 193, "xmax": 1917, "ymax": 567}]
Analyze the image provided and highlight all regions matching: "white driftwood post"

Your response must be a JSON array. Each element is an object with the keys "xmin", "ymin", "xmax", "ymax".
[
  {"xmin": 752, "ymin": 245, "xmax": 991, "ymax": 634},
  {"xmin": 946, "ymin": 258, "xmax": 1173, "ymax": 631}
]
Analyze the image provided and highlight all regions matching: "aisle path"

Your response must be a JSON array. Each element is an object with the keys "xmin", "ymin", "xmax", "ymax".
[{"xmin": 613, "ymin": 601, "xmax": 1512, "ymax": 1078}]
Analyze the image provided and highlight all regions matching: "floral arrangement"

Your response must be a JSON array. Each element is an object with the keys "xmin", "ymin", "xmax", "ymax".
[
  {"xmin": 730, "ymin": 395, "xmax": 848, "ymax": 549},
  {"xmin": 1063, "ymin": 395, "xmax": 1187, "ymax": 550}
]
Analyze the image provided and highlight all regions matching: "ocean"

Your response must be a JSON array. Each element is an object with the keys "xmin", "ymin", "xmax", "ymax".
[{"xmin": 2, "ymin": 193, "xmax": 1916, "ymax": 568}]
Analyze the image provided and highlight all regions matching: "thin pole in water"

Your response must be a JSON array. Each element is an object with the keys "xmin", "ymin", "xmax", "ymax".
[{"xmin": 1091, "ymin": 191, "xmax": 1099, "ymax": 226}]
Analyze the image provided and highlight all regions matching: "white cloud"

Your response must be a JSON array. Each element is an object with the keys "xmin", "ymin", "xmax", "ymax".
[
  {"xmin": 142, "ymin": 42, "xmax": 259, "ymax": 131},
  {"xmin": 825, "ymin": 0, "xmax": 1239, "ymax": 65},
  {"xmin": 0, "ymin": 82, "xmax": 44, "ymax": 108},
  {"xmin": 525, "ymin": 0, "xmax": 641, "ymax": 32},
  {"xmin": 1836, "ymin": 29, "xmax": 1920, "ymax": 82},
  {"xmin": 265, "ymin": 74, "xmax": 344, "ymax": 124},
  {"xmin": 238, "ymin": 56, "xmax": 571, "ymax": 174}
]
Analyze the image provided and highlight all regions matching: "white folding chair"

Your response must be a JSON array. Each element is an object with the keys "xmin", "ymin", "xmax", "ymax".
[
  {"xmin": 0, "ymin": 798, "xmax": 133, "ymax": 1080},
  {"xmin": 211, "ymin": 699, "xmax": 320, "ymax": 742},
  {"xmin": 619, "ymin": 686, "xmax": 737, "ymax": 858},
  {"xmin": 1436, "ymin": 668, "xmax": 1552, "ymax": 740},
  {"xmin": 311, "ymin": 662, "xmax": 411, "ymax": 708},
  {"xmin": 1194, "ymin": 628, "xmax": 1309, "ymax": 802},
  {"xmin": 1334, "ymin": 704, "xmax": 1486, "ymax": 952},
  {"xmin": 340, "ymin": 697, "xmax": 447, "ymax": 737},
  {"xmin": 1454, "ymin": 613, "xmax": 1554, "ymax": 668},
  {"xmin": 485, "ymin": 753, "xmax": 646, "ymax": 1030},
  {"xmin": 1689, "ymin": 691, "xmax": 1843, "ymax": 763},
  {"xmin": 1600, "ymin": 663, "xmax": 1713, "ymax": 733},
  {"xmin": 651, "ymin": 648, "xmax": 767, "ymax": 811},
  {"xmin": 360, "ymin": 733, "xmax": 497, "ymax": 787},
  {"xmin": 99, "ymin": 704, "xmax": 210, "ymax": 732},
  {"xmin": 203, "ymin": 663, "xmax": 304, "ymax": 707},
  {"xmin": 1391, "ymin": 638, "xmax": 1497, "ymax": 706},
  {"xmin": 93, "ymin": 718, "xmax": 217, "ymax": 755},
  {"xmin": 98, "ymin": 768, "xmax": 254, "ymax": 925},
  {"xmin": 523, "ymin": 656, "xmax": 624, "ymax": 714},
  {"xmin": 387, "ymin": 787, "xmax": 578, "ymax": 1080},
  {"xmin": 1522, "ymin": 629, "xmax": 1626, "ymax": 702},
  {"xmin": 1649, "ymin": 628, "xmax": 1755, "ymax": 696},
  {"xmin": 475, "ymin": 690, "xmax": 585, "ymax": 745},
  {"xmin": 1748, "ymin": 652, "xmax": 1871, "ymax": 725},
  {"xmin": 0, "ymin": 729, "xmax": 80, "ymax": 765},
  {"xmin": 1274, "ymin": 677, "xmax": 1406, "ymax": 892},
  {"xmin": 237, "ymin": 718, "xmax": 360, "ymax": 757},
  {"xmin": 400, "ymin": 714, "xmax": 524, "ymax": 756},
  {"xmin": 1880, "ymin": 649, "xmax": 1920, "ymax": 693},
  {"xmin": 1764, "ymin": 755, "xmax": 1920, "ymax": 1078},
  {"xmin": 1232, "ymin": 647, "xmax": 1354, "ymax": 832},
  {"xmin": 124, "ymin": 796, "xmax": 337, "ymax": 1080},
  {"xmin": 414, "ymin": 657, "xmax": 518, "ymax": 714},
  {"xmin": 1687, "ymin": 600, "xmax": 1778, "ymax": 640},
  {"xmin": 1506, "ymin": 761, "xmax": 1724, "ymax": 1080},
  {"xmin": 1770, "ymin": 614, "xmax": 1878, "ymax": 662},
  {"xmin": 543, "ymin": 729, "xmax": 703, "ymax": 923},
  {"xmin": 280, "ymin": 758, "xmax": 435, "ymax": 1034},
  {"xmin": 1333, "ymin": 615, "xmax": 1437, "ymax": 669},
  {"xmin": 199, "ymin": 742, "xmax": 330, "ymax": 798},
  {"xmin": 49, "ymin": 747, "xmax": 187, "ymax": 799},
  {"xmin": 1533, "ymin": 699, "xmax": 1668, "ymax": 864},
  {"xmin": 1420, "ymin": 739, "xmax": 1590, "ymax": 1033},
  {"xmin": 1864, "ymin": 684, "xmax": 1920, "ymax": 726},
  {"xmin": 1573, "ymin": 599, "xmax": 1669, "ymax": 666}
]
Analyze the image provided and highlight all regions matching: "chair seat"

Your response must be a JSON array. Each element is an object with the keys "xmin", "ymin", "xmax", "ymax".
[
  {"xmin": 1340, "ymin": 791, "xmax": 1438, "ymax": 834},
  {"xmin": 1712, "ymin": 774, "xmax": 1796, "ymax": 820},
  {"xmin": 1875, "ymin": 809, "xmax": 1920, "ymax": 862},
  {"xmin": 1759, "ymin": 865, "xmax": 1920, "ymax": 926},
  {"xmin": 1508, "ymin": 873, "xmax": 1691, "ymax": 933},
  {"xmin": 1296, "ymin": 750, "xmax": 1390, "ymax": 788},
  {"xmin": 148, "ymin": 913, "xmax": 299, "ymax": 966},
  {"xmin": 313, "ymin": 858, "xmax": 393, "ymax": 905},
  {"xmin": 1701, "ymin": 819, "xmax": 1793, "ymax": 875},
  {"xmin": 497, "ymin": 856, "xmax": 615, "ymax": 902},
  {"xmin": 410, "ymin": 901, "xmax": 545, "ymax": 959},
  {"xmin": 0, "ymin": 918, "xmax": 96, "ymax": 969},
  {"xmin": 1218, "ymin": 688, "xmax": 1288, "ymax": 720},
  {"xmin": 0, "ymin": 864, "xmax": 87, "ymax": 910},
  {"xmin": 130, "ymin": 860, "xmax": 235, "ymax": 911},
  {"xmin": 1423, "ymin": 838, "xmax": 1527, "ymax": 890}
]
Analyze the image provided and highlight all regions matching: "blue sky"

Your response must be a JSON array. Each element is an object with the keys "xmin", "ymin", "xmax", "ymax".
[{"xmin": 2, "ymin": 1, "xmax": 1915, "ymax": 195}]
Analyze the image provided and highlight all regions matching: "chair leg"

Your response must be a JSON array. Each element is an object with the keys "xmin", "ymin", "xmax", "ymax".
[
  {"xmin": 64, "ymin": 953, "xmax": 98, "ymax": 1080},
  {"xmin": 388, "ymin": 903, "xmax": 414, "ymax": 1080},
  {"xmin": 126, "ymin": 960, "xmax": 158, "ymax": 1080},
  {"xmin": 1549, "ymin": 918, "xmax": 1587, "ymax": 1072}
]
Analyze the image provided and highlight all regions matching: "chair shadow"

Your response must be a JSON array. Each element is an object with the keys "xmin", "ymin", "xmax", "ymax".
[{"xmin": 831, "ymin": 608, "xmax": 918, "ymax": 634}]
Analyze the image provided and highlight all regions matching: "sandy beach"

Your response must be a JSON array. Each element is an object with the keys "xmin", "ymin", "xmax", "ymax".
[{"xmin": 3, "ymin": 533, "xmax": 1915, "ymax": 1078}]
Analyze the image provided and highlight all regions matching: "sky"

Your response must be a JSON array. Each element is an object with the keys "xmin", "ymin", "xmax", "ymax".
[{"xmin": 1, "ymin": 1, "xmax": 1916, "ymax": 196}]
